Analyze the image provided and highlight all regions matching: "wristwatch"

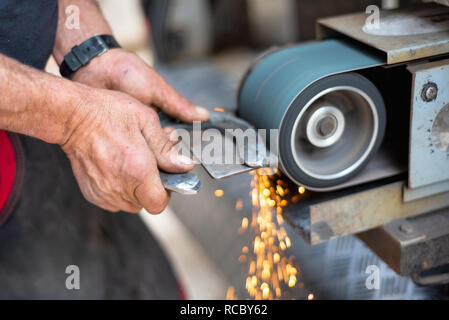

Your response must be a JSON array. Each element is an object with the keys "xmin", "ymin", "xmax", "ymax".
[{"xmin": 59, "ymin": 34, "xmax": 121, "ymax": 79}]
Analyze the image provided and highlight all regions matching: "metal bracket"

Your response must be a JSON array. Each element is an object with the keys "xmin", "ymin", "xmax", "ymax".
[
  {"xmin": 404, "ymin": 180, "xmax": 449, "ymax": 202},
  {"xmin": 406, "ymin": 59, "xmax": 449, "ymax": 199},
  {"xmin": 359, "ymin": 208, "xmax": 449, "ymax": 277},
  {"xmin": 284, "ymin": 180, "xmax": 449, "ymax": 245}
]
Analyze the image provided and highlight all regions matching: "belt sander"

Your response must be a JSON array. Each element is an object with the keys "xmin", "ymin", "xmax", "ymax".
[
  {"xmin": 160, "ymin": 2, "xmax": 449, "ymax": 283},
  {"xmin": 163, "ymin": 3, "xmax": 449, "ymax": 200}
]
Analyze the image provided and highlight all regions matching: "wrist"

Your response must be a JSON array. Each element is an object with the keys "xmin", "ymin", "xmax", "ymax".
[
  {"xmin": 71, "ymin": 47, "xmax": 125, "ymax": 88},
  {"xmin": 60, "ymin": 34, "xmax": 121, "ymax": 80}
]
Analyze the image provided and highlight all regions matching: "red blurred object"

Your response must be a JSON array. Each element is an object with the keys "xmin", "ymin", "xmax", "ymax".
[
  {"xmin": 0, "ymin": 130, "xmax": 19, "ymax": 225},
  {"xmin": 177, "ymin": 281, "xmax": 187, "ymax": 300}
]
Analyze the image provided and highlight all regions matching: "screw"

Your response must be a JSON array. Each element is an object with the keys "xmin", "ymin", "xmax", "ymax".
[{"xmin": 421, "ymin": 82, "xmax": 438, "ymax": 102}]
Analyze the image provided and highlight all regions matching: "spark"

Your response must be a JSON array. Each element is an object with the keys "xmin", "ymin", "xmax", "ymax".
[
  {"xmin": 241, "ymin": 217, "xmax": 249, "ymax": 230},
  {"xmin": 226, "ymin": 286, "xmax": 237, "ymax": 300},
  {"xmin": 215, "ymin": 189, "xmax": 224, "ymax": 197},
  {"xmin": 230, "ymin": 169, "xmax": 310, "ymax": 300},
  {"xmin": 235, "ymin": 199, "xmax": 244, "ymax": 211}
]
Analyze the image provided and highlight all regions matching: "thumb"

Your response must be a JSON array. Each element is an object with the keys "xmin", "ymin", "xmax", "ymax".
[
  {"xmin": 134, "ymin": 156, "xmax": 170, "ymax": 215},
  {"xmin": 152, "ymin": 73, "xmax": 210, "ymax": 123}
]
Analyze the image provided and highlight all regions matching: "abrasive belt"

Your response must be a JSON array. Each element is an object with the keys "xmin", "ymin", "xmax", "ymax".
[{"xmin": 237, "ymin": 39, "xmax": 400, "ymax": 191}]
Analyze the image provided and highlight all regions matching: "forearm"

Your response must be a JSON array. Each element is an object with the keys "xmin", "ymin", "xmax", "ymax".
[
  {"xmin": 0, "ymin": 54, "xmax": 91, "ymax": 145},
  {"xmin": 53, "ymin": 0, "xmax": 113, "ymax": 64}
]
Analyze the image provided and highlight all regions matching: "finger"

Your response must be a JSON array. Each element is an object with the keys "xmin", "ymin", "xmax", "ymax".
[
  {"xmin": 163, "ymin": 126, "xmax": 175, "ymax": 135},
  {"xmin": 134, "ymin": 165, "xmax": 171, "ymax": 215},
  {"xmin": 151, "ymin": 74, "xmax": 210, "ymax": 123},
  {"xmin": 71, "ymin": 163, "xmax": 121, "ymax": 213},
  {"xmin": 86, "ymin": 191, "xmax": 134, "ymax": 213},
  {"xmin": 117, "ymin": 199, "xmax": 142, "ymax": 214},
  {"xmin": 141, "ymin": 111, "xmax": 194, "ymax": 173},
  {"xmin": 164, "ymin": 126, "xmax": 183, "ymax": 150},
  {"xmin": 85, "ymin": 178, "xmax": 140, "ymax": 214}
]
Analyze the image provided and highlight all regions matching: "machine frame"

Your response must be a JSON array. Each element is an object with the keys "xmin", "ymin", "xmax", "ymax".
[{"xmin": 280, "ymin": 4, "xmax": 449, "ymax": 283}]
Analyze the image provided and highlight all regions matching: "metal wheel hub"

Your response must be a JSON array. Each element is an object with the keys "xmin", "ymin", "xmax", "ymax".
[
  {"xmin": 306, "ymin": 105, "xmax": 345, "ymax": 148},
  {"xmin": 291, "ymin": 86, "xmax": 379, "ymax": 181}
]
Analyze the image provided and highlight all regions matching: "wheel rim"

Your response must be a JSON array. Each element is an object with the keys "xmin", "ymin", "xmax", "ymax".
[{"xmin": 290, "ymin": 86, "xmax": 379, "ymax": 181}]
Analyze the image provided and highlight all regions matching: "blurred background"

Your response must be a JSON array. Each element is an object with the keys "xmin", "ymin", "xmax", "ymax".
[{"xmin": 46, "ymin": 0, "xmax": 449, "ymax": 300}]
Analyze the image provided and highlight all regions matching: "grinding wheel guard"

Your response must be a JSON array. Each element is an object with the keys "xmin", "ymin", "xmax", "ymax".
[{"xmin": 238, "ymin": 39, "xmax": 387, "ymax": 191}]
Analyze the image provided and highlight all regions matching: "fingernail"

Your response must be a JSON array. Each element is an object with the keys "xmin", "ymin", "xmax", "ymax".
[
  {"xmin": 175, "ymin": 154, "xmax": 194, "ymax": 165},
  {"xmin": 168, "ymin": 129, "xmax": 180, "ymax": 142},
  {"xmin": 195, "ymin": 106, "xmax": 210, "ymax": 119}
]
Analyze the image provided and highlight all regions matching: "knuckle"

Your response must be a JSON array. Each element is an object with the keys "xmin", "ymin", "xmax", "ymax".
[
  {"xmin": 92, "ymin": 139, "xmax": 110, "ymax": 163},
  {"xmin": 142, "ymin": 106, "xmax": 158, "ymax": 121},
  {"xmin": 127, "ymin": 152, "xmax": 151, "ymax": 181}
]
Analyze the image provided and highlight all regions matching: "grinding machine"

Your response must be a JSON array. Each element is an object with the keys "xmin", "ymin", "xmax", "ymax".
[
  {"xmin": 240, "ymin": 3, "xmax": 449, "ymax": 281},
  {"xmin": 159, "ymin": 2, "xmax": 449, "ymax": 287}
]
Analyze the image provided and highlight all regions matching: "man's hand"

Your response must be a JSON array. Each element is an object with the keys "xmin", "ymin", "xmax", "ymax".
[
  {"xmin": 61, "ymin": 88, "xmax": 194, "ymax": 214},
  {"xmin": 50, "ymin": 0, "xmax": 206, "ymax": 213},
  {"xmin": 72, "ymin": 48, "xmax": 210, "ymax": 123},
  {"xmin": 0, "ymin": 53, "xmax": 191, "ymax": 214}
]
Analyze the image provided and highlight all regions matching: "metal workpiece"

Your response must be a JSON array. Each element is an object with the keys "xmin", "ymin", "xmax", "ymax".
[
  {"xmin": 159, "ymin": 109, "xmax": 254, "ymax": 132},
  {"xmin": 160, "ymin": 172, "xmax": 202, "ymax": 195},
  {"xmin": 283, "ymin": 179, "xmax": 449, "ymax": 245},
  {"xmin": 359, "ymin": 208, "xmax": 449, "ymax": 277},
  {"xmin": 189, "ymin": 130, "xmax": 258, "ymax": 180},
  {"xmin": 407, "ymin": 59, "xmax": 449, "ymax": 194},
  {"xmin": 317, "ymin": 4, "xmax": 449, "ymax": 64},
  {"xmin": 160, "ymin": 109, "xmax": 275, "ymax": 180}
]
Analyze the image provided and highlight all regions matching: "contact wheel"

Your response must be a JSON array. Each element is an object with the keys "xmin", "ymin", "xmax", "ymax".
[{"xmin": 279, "ymin": 72, "xmax": 386, "ymax": 190}]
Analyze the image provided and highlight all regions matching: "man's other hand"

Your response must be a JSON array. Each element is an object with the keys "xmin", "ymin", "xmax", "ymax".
[{"xmin": 72, "ymin": 48, "xmax": 210, "ymax": 123}]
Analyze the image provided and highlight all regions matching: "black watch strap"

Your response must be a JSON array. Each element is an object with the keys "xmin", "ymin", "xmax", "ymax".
[{"xmin": 60, "ymin": 34, "xmax": 121, "ymax": 79}]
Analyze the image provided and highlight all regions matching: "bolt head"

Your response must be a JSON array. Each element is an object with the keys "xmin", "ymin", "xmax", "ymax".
[{"xmin": 421, "ymin": 82, "xmax": 438, "ymax": 102}]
